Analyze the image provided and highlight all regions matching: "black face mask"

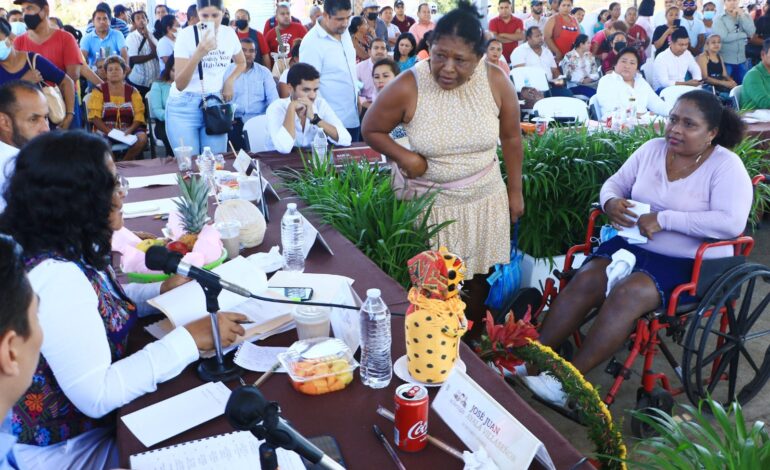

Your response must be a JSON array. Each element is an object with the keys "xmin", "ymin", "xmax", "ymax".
[
  {"xmin": 367, "ymin": 12, "xmax": 378, "ymax": 21},
  {"xmin": 614, "ymin": 41, "xmax": 626, "ymax": 52},
  {"xmin": 235, "ymin": 19, "xmax": 248, "ymax": 30},
  {"xmin": 24, "ymin": 13, "xmax": 42, "ymax": 30},
  {"xmin": 684, "ymin": 8, "xmax": 696, "ymax": 16},
  {"xmin": 221, "ymin": 16, "xmax": 230, "ymax": 26}
]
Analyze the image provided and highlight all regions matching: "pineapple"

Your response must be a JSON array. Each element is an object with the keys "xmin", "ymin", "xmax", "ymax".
[{"xmin": 174, "ymin": 174, "xmax": 210, "ymax": 250}]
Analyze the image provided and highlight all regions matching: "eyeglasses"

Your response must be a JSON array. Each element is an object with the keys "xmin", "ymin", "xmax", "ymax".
[{"xmin": 115, "ymin": 174, "xmax": 129, "ymax": 197}]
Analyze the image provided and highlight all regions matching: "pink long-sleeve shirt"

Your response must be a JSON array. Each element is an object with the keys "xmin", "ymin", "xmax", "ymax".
[{"xmin": 600, "ymin": 138, "xmax": 753, "ymax": 259}]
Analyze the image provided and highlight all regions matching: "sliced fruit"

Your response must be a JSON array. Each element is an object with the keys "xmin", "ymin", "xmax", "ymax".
[{"xmin": 167, "ymin": 241, "xmax": 191, "ymax": 255}]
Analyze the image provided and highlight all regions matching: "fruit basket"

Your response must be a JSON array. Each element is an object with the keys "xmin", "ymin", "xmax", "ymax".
[{"xmin": 278, "ymin": 338, "xmax": 358, "ymax": 395}]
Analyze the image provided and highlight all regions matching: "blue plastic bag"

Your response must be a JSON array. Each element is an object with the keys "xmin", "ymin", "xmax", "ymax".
[{"xmin": 485, "ymin": 222, "xmax": 523, "ymax": 312}]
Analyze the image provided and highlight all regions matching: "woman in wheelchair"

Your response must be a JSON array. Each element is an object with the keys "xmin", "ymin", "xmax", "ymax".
[{"xmin": 523, "ymin": 90, "xmax": 753, "ymax": 407}]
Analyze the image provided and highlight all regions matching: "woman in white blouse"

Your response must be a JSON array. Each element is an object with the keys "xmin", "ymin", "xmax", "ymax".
[
  {"xmin": 166, "ymin": 0, "xmax": 246, "ymax": 155},
  {"xmin": 559, "ymin": 33, "xmax": 600, "ymax": 97},
  {"xmin": 0, "ymin": 131, "xmax": 247, "ymax": 468},
  {"xmin": 595, "ymin": 46, "xmax": 672, "ymax": 119}
]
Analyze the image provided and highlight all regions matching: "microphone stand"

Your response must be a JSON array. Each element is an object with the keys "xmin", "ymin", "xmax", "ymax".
[{"xmin": 197, "ymin": 281, "xmax": 243, "ymax": 382}]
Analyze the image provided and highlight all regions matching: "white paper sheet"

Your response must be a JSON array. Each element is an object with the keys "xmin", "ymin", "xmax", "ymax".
[
  {"xmin": 129, "ymin": 431, "xmax": 306, "ymax": 470},
  {"xmin": 108, "ymin": 128, "xmax": 138, "ymax": 146},
  {"xmin": 126, "ymin": 173, "xmax": 179, "ymax": 189},
  {"xmin": 617, "ymin": 200, "xmax": 651, "ymax": 244},
  {"xmin": 300, "ymin": 216, "xmax": 334, "ymax": 258},
  {"xmin": 234, "ymin": 343, "xmax": 287, "ymax": 372},
  {"xmin": 122, "ymin": 198, "xmax": 180, "ymax": 219},
  {"xmin": 121, "ymin": 381, "xmax": 231, "ymax": 448}
]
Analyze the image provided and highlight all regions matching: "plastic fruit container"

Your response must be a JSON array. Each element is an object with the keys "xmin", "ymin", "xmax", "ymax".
[{"xmin": 278, "ymin": 337, "xmax": 358, "ymax": 395}]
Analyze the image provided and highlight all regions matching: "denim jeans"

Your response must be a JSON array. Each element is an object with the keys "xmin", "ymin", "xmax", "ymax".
[
  {"xmin": 165, "ymin": 92, "xmax": 228, "ymax": 155},
  {"xmin": 725, "ymin": 61, "xmax": 749, "ymax": 85}
]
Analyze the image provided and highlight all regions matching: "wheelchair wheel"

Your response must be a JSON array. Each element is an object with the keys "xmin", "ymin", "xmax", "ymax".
[
  {"xmin": 630, "ymin": 387, "xmax": 674, "ymax": 439},
  {"xmin": 681, "ymin": 263, "xmax": 770, "ymax": 407}
]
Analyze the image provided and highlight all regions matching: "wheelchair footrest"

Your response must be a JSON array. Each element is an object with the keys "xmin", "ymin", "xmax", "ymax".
[{"xmin": 605, "ymin": 357, "xmax": 631, "ymax": 379}]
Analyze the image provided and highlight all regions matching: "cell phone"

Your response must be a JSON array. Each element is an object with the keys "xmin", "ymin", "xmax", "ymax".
[
  {"xmin": 673, "ymin": 19, "xmax": 681, "ymax": 27},
  {"xmin": 268, "ymin": 287, "xmax": 314, "ymax": 301},
  {"xmin": 306, "ymin": 435, "xmax": 345, "ymax": 469},
  {"xmin": 199, "ymin": 21, "xmax": 216, "ymax": 32}
]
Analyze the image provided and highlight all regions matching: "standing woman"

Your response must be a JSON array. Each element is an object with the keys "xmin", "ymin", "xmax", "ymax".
[
  {"xmin": 154, "ymin": 14, "xmax": 178, "ymax": 76},
  {"xmin": 349, "ymin": 16, "xmax": 370, "ymax": 62},
  {"xmin": 713, "ymin": 0, "xmax": 756, "ymax": 84},
  {"xmin": 166, "ymin": 0, "xmax": 245, "ymax": 155},
  {"xmin": 362, "ymin": 1, "xmax": 524, "ymax": 340},
  {"xmin": 653, "ymin": 6, "xmax": 681, "ymax": 56},
  {"xmin": 544, "ymin": 0, "xmax": 580, "ymax": 61}
]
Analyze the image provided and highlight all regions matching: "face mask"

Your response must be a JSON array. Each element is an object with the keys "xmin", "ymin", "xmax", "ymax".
[
  {"xmin": 10, "ymin": 21, "xmax": 27, "ymax": 36},
  {"xmin": 684, "ymin": 8, "xmax": 696, "ymax": 16},
  {"xmin": 367, "ymin": 12, "xmax": 378, "ymax": 21},
  {"xmin": 614, "ymin": 41, "xmax": 626, "ymax": 52},
  {"xmin": 0, "ymin": 40, "xmax": 11, "ymax": 61},
  {"xmin": 703, "ymin": 11, "xmax": 716, "ymax": 20},
  {"xmin": 221, "ymin": 16, "xmax": 230, "ymax": 26},
  {"xmin": 235, "ymin": 19, "xmax": 248, "ymax": 30},
  {"xmin": 23, "ymin": 13, "xmax": 41, "ymax": 30}
]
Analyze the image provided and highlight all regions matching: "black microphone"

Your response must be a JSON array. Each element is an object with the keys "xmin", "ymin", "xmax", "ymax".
[
  {"xmin": 145, "ymin": 245, "xmax": 252, "ymax": 297},
  {"xmin": 226, "ymin": 386, "xmax": 345, "ymax": 470}
]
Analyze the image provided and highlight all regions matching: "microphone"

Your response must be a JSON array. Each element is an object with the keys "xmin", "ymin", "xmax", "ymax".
[
  {"xmin": 145, "ymin": 245, "xmax": 252, "ymax": 297},
  {"xmin": 226, "ymin": 386, "xmax": 345, "ymax": 470}
]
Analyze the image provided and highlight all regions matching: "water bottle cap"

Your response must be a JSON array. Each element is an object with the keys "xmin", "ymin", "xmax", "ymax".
[
  {"xmin": 366, "ymin": 288, "xmax": 381, "ymax": 298},
  {"xmin": 287, "ymin": 203, "xmax": 297, "ymax": 210},
  {"xmin": 203, "ymin": 146, "xmax": 211, "ymax": 152}
]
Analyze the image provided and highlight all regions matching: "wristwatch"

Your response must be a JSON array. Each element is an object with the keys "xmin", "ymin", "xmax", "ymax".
[{"xmin": 310, "ymin": 114, "xmax": 321, "ymax": 125}]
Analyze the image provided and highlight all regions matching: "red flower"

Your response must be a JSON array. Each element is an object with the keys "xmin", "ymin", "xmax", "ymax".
[
  {"xmin": 24, "ymin": 393, "xmax": 44, "ymax": 418},
  {"xmin": 484, "ymin": 309, "xmax": 539, "ymax": 349}
]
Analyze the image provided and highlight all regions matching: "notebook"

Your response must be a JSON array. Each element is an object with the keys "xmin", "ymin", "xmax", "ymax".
[{"xmin": 129, "ymin": 430, "xmax": 305, "ymax": 469}]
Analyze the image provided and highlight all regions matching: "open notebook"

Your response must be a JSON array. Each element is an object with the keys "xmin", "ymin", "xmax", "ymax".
[
  {"xmin": 129, "ymin": 431, "xmax": 305, "ymax": 470},
  {"xmin": 146, "ymin": 256, "xmax": 295, "ymax": 355}
]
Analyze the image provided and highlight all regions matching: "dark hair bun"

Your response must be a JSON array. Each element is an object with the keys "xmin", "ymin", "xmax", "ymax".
[{"xmin": 432, "ymin": 0, "xmax": 485, "ymax": 56}]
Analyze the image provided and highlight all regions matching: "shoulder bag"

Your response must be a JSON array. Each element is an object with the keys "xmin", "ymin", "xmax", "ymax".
[
  {"xmin": 27, "ymin": 53, "xmax": 66, "ymax": 124},
  {"xmin": 193, "ymin": 25, "xmax": 234, "ymax": 135}
]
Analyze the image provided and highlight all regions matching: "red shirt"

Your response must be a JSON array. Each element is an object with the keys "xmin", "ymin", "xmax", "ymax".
[
  {"xmin": 236, "ymin": 28, "xmax": 270, "ymax": 57},
  {"xmin": 262, "ymin": 16, "xmax": 302, "ymax": 36},
  {"xmin": 392, "ymin": 15, "xmax": 415, "ymax": 33},
  {"xmin": 14, "ymin": 30, "xmax": 83, "ymax": 72},
  {"xmin": 265, "ymin": 23, "xmax": 307, "ymax": 54},
  {"xmin": 488, "ymin": 15, "xmax": 524, "ymax": 62}
]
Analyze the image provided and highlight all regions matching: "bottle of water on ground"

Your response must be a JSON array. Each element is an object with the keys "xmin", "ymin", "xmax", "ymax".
[
  {"xmin": 359, "ymin": 288, "xmax": 392, "ymax": 389},
  {"xmin": 312, "ymin": 129, "xmax": 328, "ymax": 163},
  {"xmin": 281, "ymin": 203, "xmax": 305, "ymax": 272}
]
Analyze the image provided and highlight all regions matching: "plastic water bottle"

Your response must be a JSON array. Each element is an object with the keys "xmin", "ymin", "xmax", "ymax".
[
  {"xmin": 524, "ymin": 77, "xmax": 531, "ymax": 88},
  {"xmin": 359, "ymin": 288, "xmax": 392, "ymax": 389},
  {"xmin": 312, "ymin": 128, "xmax": 328, "ymax": 162},
  {"xmin": 281, "ymin": 203, "xmax": 305, "ymax": 272},
  {"xmin": 196, "ymin": 146, "xmax": 216, "ymax": 193}
]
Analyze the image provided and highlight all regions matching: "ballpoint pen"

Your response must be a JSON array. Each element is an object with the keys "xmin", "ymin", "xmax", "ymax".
[{"xmin": 373, "ymin": 424, "xmax": 406, "ymax": 470}]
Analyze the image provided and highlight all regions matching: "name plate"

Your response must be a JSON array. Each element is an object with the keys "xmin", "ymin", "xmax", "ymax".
[{"xmin": 433, "ymin": 369, "xmax": 555, "ymax": 470}]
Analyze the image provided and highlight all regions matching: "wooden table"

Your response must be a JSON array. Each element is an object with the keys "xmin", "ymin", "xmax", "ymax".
[{"xmin": 115, "ymin": 157, "xmax": 589, "ymax": 470}]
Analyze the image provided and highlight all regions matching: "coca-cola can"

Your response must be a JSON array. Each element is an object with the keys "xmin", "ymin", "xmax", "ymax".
[{"xmin": 394, "ymin": 383, "xmax": 429, "ymax": 452}]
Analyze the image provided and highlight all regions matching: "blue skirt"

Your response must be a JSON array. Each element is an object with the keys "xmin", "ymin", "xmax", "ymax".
[{"xmin": 588, "ymin": 236, "xmax": 697, "ymax": 308}]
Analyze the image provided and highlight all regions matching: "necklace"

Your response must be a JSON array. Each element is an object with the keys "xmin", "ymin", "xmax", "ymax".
[{"xmin": 667, "ymin": 148, "xmax": 709, "ymax": 181}]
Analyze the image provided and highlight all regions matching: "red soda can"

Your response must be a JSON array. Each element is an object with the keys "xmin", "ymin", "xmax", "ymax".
[{"xmin": 394, "ymin": 383, "xmax": 429, "ymax": 452}]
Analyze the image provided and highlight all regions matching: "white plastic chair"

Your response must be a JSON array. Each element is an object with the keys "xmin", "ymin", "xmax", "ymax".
[
  {"xmin": 729, "ymin": 85, "xmax": 742, "ymax": 108},
  {"xmin": 243, "ymin": 115, "xmax": 269, "ymax": 153},
  {"xmin": 510, "ymin": 66, "xmax": 551, "ymax": 92},
  {"xmin": 640, "ymin": 60, "xmax": 655, "ymax": 87},
  {"xmin": 533, "ymin": 97, "xmax": 589, "ymax": 123},
  {"xmin": 660, "ymin": 85, "xmax": 698, "ymax": 103}
]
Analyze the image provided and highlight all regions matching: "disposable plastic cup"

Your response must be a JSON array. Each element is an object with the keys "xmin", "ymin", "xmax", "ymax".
[
  {"xmin": 292, "ymin": 306, "xmax": 331, "ymax": 340},
  {"xmin": 174, "ymin": 146, "xmax": 193, "ymax": 172},
  {"xmin": 215, "ymin": 220, "xmax": 241, "ymax": 259}
]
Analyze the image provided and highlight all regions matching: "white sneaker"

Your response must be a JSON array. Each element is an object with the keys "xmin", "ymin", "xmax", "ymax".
[{"xmin": 523, "ymin": 372, "xmax": 567, "ymax": 407}]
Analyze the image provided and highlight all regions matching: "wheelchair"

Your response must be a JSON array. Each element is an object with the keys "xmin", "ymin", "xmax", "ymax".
[{"xmin": 507, "ymin": 175, "xmax": 770, "ymax": 438}]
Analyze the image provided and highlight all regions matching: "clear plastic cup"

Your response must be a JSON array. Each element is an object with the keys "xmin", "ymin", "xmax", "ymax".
[
  {"xmin": 214, "ymin": 220, "xmax": 241, "ymax": 259},
  {"xmin": 174, "ymin": 146, "xmax": 193, "ymax": 172},
  {"xmin": 292, "ymin": 306, "xmax": 331, "ymax": 340}
]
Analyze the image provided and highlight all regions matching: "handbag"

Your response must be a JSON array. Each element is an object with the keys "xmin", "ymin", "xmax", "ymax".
[
  {"xmin": 193, "ymin": 25, "xmax": 234, "ymax": 135},
  {"xmin": 485, "ymin": 222, "xmax": 523, "ymax": 315},
  {"xmin": 390, "ymin": 159, "xmax": 496, "ymax": 200},
  {"xmin": 27, "ymin": 53, "xmax": 66, "ymax": 124}
]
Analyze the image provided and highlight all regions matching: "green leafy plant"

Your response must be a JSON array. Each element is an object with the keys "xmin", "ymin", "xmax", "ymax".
[
  {"xmin": 502, "ymin": 125, "xmax": 770, "ymax": 260},
  {"xmin": 622, "ymin": 398, "xmax": 770, "ymax": 469},
  {"xmin": 278, "ymin": 154, "xmax": 452, "ymax": 287}
]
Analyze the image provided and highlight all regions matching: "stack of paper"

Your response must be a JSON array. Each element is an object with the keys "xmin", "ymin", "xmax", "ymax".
[{"xmin": 122, "ymin": 197, "xmax": 180, "ymax": 219}]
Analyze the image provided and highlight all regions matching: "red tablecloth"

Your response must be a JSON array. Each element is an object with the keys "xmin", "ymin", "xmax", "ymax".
[{"xmin": 115, "ymin": 157, "xmax": 588, "ymax": 469}]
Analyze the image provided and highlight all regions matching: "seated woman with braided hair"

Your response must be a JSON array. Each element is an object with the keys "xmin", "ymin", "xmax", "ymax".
[{"xmin": 520, "ymin": 90, "xmax": 753, "ymax": 407}]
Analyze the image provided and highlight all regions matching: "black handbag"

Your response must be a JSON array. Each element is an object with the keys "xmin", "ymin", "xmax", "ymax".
[{"xmin": 193, "ymin": 25, "xmax": 234, "ymax": 135}]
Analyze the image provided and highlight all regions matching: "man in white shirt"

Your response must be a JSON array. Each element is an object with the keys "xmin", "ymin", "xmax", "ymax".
[
  {"xmin": 653, "ymin": 28, "xmax": 703, "ymax": 91},
  {"xmin": 357, "ymin": 38, "xmax": 388, "ymax": 110},
  {"xmin": 266, "ymin": 63, "xmax": 351, "ymax": 154},
  {"xmin": 125, "ymin": 10, "xmax": 158, "ymax": 96},
  {"xmin": 0, "ymin": 81, "xmax": 50, "ymax": 212},
  {"xmin": 524, "ymin": 0, "xmax": 549, "ymax": 32},
  {"xmin": 511, "ymin": 26, "xmax": 571, "ymax": 95},
  {"xmin": 299, "ymin": 0, "xmax": 361, "ymax": 141},
  {"xmin": 680, "ymin": 0, "xmax": 706, "ymax": 54}
]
